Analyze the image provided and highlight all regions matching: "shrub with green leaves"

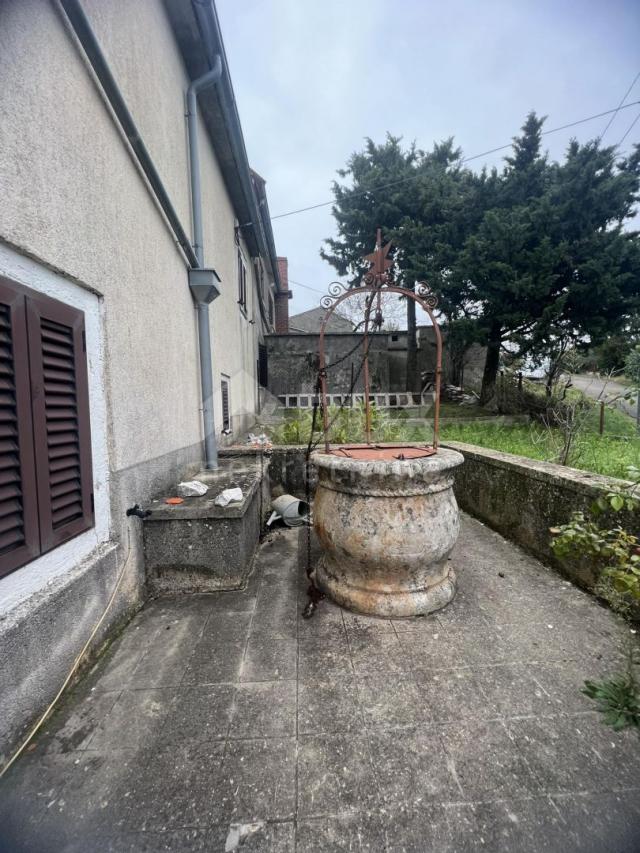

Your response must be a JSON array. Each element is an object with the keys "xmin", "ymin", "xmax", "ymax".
[
  {"xmin": 582, "ymin": 672, "xmax": 639, "ymax": 732},
  {"xmin": 550, "ymin": 468, "xmax": 640, "ymax": 606},
  {"xmin": 550, "ymin": 467, "xmax": 640, "ymax": 734}
]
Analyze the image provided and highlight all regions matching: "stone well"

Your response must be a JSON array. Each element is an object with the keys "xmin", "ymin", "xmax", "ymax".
[{"xmin": 311, "ymin": 446, "xmax": 464, "ymax": 617}]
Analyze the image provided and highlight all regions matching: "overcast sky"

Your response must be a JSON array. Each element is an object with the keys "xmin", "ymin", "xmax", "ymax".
[{"xmin": 217, "ymin": 0, "xmax": 640, "ymax": 319}]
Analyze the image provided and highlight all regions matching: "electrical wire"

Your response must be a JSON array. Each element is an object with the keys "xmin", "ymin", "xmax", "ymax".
[
  {"xmin": 617, "ymin": 110, "xmax": 640, "ymax": 148},
  {"xmin": 287, "ymin": 277, "xmax": 326, "ymax": 295},
  {"xmin": 599, "ymin": 71, "xmax": 640, "ymax": 142},
  {"xmin": 270, "ymin": 100, "xmax": 640, "ymax": 221},
  {"xmin": 0, "ymin": 530, "xmax": 135, "ymax": 780}
]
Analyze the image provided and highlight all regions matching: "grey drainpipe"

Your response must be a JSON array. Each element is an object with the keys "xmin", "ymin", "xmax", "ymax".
[{"xmin": 187, "ymin": 59, "xmax": 222, "ymax": 469}]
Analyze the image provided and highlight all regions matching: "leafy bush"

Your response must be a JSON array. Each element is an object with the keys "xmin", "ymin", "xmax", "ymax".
[
  {"xmin": 550, "ymin": 467, "xmax": 640, "ymax": 735},
  {"xmin": 582, "ymin": 670, "xmax": 639, "ymax": 732},
  {"xmin": 550, "ymin": 469, "xmax": 640, "ymax": 608}
]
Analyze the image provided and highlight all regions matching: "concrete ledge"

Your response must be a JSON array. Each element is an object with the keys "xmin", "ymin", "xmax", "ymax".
[
  {"xmin": 444, "ymin": 440, "xmax": 640, "ymax": 593},
  {"xmin": 143, "ymin": 457, "xmax": 270, "ymax": 594}
]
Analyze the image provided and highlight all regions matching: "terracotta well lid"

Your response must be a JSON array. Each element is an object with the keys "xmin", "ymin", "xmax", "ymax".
[{"xmin": 327, "ymin": 444, "xmax": 437, "ymax": 460}]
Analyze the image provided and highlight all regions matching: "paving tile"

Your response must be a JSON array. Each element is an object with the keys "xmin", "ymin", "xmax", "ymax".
[
  {"xmin": 240, "ymin": 638, "xmax": 297, "ymax": 682},
  {"xmin": 529, "ymin": 660, "xmax": 612, "ymax": 715},
  {"xmin": 18, "ymin": 749, "xmax": 142, "ymax": 847},
  {"xmin": 357, "ymin": 672, "xmax": 430, "ymax": 728},
  {"xmin": 181, "ymin": 640, "xmax": 246, "ymax": 685},
  {"xmin": 131, "ymin": 629, "xmax": 196, "ymax": 688},
  {"xmin": 249, "ymin": 595, "xmax": 298, "ymax": 639},
  {"xmin": 194, "ymin": 588, "xmax": 257, "ymax": 614},
  {"xmin": 474, "ymin": 663, "xmax": 560, "ymax": 718},
  {"xmin": 209, "ymin": 819, "xmax": 295, "ymax": 852},
  {"xmin": 86, "ymin": 688, "xmax": 172, "ymax": 751},
  {"xmin": 491, "ymin": 621, "xmax": 584, "ymax": 664},
  {"xmin": 444, "ymin": 797, "xmax": 570, "ymax": 853},
  {"xmin": 298, "ymin": 678, "xmax": 363, "ymax": 735},
  {"xmin": 114, "ymin": 741, "xmax": 229, "ymax": 832},
  {"xmin": 416, "ymin": 668, "xmax": 496, "ymax": 723},
  {"xmin": 297, "ymin": 601, "xmax": 346, "ymax": 640},
  {"xmin": 551, "ymin": 791, "xmax": 640, "ymax": 853},
  {"xmin": 39, "ymin": 689, "xmax": 122, "ymax": 754},
  {"xmin": 61, "ymin": 828, "xmax": 210, "ymax": 853},
  {"xmin": 160, "ymin": 684, "xmax": 235, "ymax": 742},
  {"xmin": 229, "ymin": 681, "xmax": 297, "ymax": 738},
  {"xmin": 399, "ymin": 627, "xmax": 503, "ymax": 671},
  {"xmin": 384, "ymin": 804, "xmax": 455, "ymax": 852},
  {"xmin": 342, "ymin": 610, "xmax": 396, "ymax": 634},
  {"xmin": 83, "ymin": 636, "xmax": 147, "ymax": 694},
  {"xmin": 439, "ymin": 719, "xmax": 543, "ymax": 800},
  {"xmin": 392, "ymin": 612, "xmax": 443, "ymax": 634},
  {"xmin": 368, "ymin": 727, "xmax": 462, "ymax": 808},
  {"xmin": 298, "ymin": 635, "xmax": 353, "ymax": 680},
  {"xmin": 297, "ymin": 733, "xmax": 380, "ymax": 817},
  {"xmin": 0, "ymin": 752, "xmax": 75, "ymax": 850},
  {"xmin": 506, "ymin": 714, "xmax": 640, "ymax": 794},
  {"xmin": 201, "ymin": 612, "xmax": 253, "ymax": 643},
  {"xmin": 223, "ymin": 737, "xmax": 296, "ymax": 821},
  {"xmin": 297, "ymin": 811, "xmax": 388, "ymax": 852},
  {"xmin": 348, "ymin": 632, "xmax": 407, "ymax": 675}
]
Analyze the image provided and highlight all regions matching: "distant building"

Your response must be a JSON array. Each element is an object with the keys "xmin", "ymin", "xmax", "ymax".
[{"xmin": 288, "ymin": 306, "xmax": 353, "ymax": 334}]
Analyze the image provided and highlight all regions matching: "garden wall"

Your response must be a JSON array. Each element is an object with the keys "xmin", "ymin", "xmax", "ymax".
[{"xmin": 444, "ymin": 440, "xmax": 639, "ymax": 591}]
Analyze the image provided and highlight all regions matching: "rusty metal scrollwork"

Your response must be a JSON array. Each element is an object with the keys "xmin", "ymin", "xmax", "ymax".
[
  {"xmin": 415, "ymin": 280, "xmax": 438, "ymax": 310},
  {"xmin": 320, "ymin": 281, "xmax": 349, "ymax": 310}
]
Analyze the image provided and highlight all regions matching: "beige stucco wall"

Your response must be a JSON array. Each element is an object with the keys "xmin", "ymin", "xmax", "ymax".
[
  {"xmin": 0, "ymin": 0, "xmax": 268, "ymax": 757},
  {"xmin": 0, "ymin": 0, "xmax": 262, "ymax": 471}
]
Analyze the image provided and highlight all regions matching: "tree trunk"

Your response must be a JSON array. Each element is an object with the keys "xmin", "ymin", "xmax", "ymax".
[
  {"xmin": 479, "ymin": 325, "xmax": 501, "ymax": 406},
  {"xmin": 406, "ymin": 292, "xmax": 420, "ymax": 392}
]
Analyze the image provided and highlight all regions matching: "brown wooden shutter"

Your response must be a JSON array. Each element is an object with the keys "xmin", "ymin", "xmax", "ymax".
[
  {"xmin": 0, "ymin": 278, "xmax": 40, "ymax": 577},
  {"xmin": 26, "ymin": 291, "xmax": 94, "ymax": 552}
]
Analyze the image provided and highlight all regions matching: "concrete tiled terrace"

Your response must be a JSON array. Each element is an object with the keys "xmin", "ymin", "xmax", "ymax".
[{"xmin": 2, "ymin": 515, "xmax": 640, "ymax": 852}]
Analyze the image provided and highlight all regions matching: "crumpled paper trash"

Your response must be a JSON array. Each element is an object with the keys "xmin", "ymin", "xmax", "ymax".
[
  {"xmin": 214, "ymin": 487, "xmax": 243, "ymax": 507},
  {"xmin": 177, "ymin": 480, "xmax": 208, "ymax": 497},
  {"xmin": 247, "ymin": 432, "xmax": 272, "ymax": 449}
]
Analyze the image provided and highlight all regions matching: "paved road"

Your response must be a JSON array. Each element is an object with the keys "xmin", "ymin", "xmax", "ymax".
[{"xmin": 569, "ymin": 373, "xmax": 637, "ymax": 419}]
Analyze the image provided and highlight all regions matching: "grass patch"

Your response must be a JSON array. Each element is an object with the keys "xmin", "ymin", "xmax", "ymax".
[
  {"xmin": 440, "ymin": 421, "xmax": 640, "ymax": 479},
  {"xmin": 266, "ymin": 398, "xmax": 639, "ymax": 480}
]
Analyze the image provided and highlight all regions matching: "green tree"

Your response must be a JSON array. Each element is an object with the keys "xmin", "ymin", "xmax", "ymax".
[{"xmin": 323, "ymin": 115, "xmax": 640, "ymax": 405}]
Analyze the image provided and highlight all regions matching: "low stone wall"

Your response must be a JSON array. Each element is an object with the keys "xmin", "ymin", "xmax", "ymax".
[{"xmin": 444, "ymin": 441, "xmax": 639, "ymax": 592}]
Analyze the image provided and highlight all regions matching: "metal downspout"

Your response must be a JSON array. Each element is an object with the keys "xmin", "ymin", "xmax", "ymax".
[{"xmin": 187, "ymin": 59, "xmax": 222, "ymax": 469}]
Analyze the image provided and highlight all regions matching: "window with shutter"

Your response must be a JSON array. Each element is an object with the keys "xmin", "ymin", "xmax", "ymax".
[
  {"xmin": 237, "ymin": 250, "xmax": 247, "ymax": 311},
  {"xmin": 221, "ymin": 377, "xmax": 231, "ymax": 431},
  {"xmin": 0, "ymin": 277, "xmax": 94, "ymax": 577},
  {"xmin": 0, "ymin": 279, "xmax": 39, "ymax": 578}
]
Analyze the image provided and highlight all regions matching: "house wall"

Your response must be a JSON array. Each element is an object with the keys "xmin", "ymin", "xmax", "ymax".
[{"xmin": 0, "ymin": 0, "xmax": 263, "ymax": 759}]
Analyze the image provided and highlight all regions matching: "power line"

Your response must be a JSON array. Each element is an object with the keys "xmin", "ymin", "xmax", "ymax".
[
  {"xmin": 270, "ymin": 100, "xmax": 640, "ymax": 222},
  {"xmin": 599, "ymin": 71, "xmax": 640, "ymax": 142},
  {"xmin": 288, "ymin": 277, "xmax": 326, "ymax": 295},
  {"xmin": 617, "ymin": 109, "xmax": 640, "ymax": 148}
]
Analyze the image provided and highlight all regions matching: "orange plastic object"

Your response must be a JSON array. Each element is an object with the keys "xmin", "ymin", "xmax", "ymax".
[{"xmin": 165, "ymin": 497, "xmax": 184, "ymax": 505}]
